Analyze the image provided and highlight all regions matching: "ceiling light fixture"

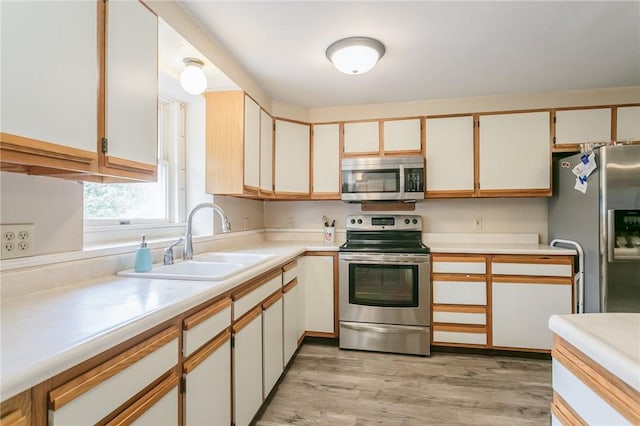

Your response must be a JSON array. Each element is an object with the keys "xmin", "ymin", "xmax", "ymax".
[
  {"xmin": 326, "ymin": 36, "xmax": 385, "ymax": 75},
  {"xmin": 179, "ymin": 57, "xmax": 207, "ymax": 95}
]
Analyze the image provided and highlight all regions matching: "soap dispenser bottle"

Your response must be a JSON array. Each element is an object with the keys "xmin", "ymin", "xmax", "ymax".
[{"xmin": 134, "ymin": 235, "xmax": 152, "ymax": 272}]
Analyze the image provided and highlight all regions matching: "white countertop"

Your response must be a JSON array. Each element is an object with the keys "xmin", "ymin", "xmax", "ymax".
[
  {"xmin": 427, "ymin": 242, "xmax": 576, "ymax": 255},
  {"xmin": 0, "ymin": 242, "xmax": 315, "ymax": 401},
  {"xmin": 0, "ymin": 237, "xmax": 572, "ymax": 401},
  {"xmin": 549, "ymin": 313, "xmax": 640, "ymax": 392}
]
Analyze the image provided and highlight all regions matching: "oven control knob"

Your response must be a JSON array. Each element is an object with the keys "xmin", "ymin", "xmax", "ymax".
[
  {"xmin": 357, "ymin": 218, "xmax": 363, "ymax": 224},
  {"xmin": 404, "ymin": 218, "xmax": 410, "ymax": 224},
  {"xmin": 412, "ymin": 218, "xmax": 418, "ymax": 224},
  {"xmin": 350, "ymin": 218, "xmax": 356, "ymax": 224}
]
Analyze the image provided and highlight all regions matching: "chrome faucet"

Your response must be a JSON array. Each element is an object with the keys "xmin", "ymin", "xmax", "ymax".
[
  {"xmin": 163, "ymin": 237, "xmax": 183, "ymax": 265},
  {"xmin": 183, "ymin": 202, "xmax": 231, "ymax": 260}
]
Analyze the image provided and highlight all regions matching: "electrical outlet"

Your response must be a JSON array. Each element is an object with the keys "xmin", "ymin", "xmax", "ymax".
[
  {"xmin": 1, "ymin": 223, "xmax": 35, "ymax": 259},
  {"xmin": 473, "ymin": 217, "xmax": 482, "ymax": 230},
  {"xmin": 287, "ymin": 217, "xmax": 295, "ymax": 228},
  {"xmin": 243, "ymin": 217, "xmax": 250, "ymax": 230}
]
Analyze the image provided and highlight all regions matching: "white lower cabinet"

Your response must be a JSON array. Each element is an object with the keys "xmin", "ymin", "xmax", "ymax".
[
  {"xmin": 48, "ymin": 327, "xmax": 179, "ymax": 425},
  {"xmin": 112, "ymin": 374, "xmax": 179, "ymax": 426},
  {"xmin": 262, "ymin": 293, "xmax": 284, "ymax": 399},
  {"xmin": 233, "ymin": 306, "xmax": 263, "ymax": 426},
  {"xmin": 303, "ymin": 254, "xmax": 336, "ymax": 335},
  {"xmin": 492, "ymin": 280, "xmax": 572, "ymax": 350},
  {"xmin": 184, "ymin": 332, "xmax": 231, "ymax": 426},
  {"xmin": 283, "ymin": 278, "xmax": 300, "ymax": 365}
]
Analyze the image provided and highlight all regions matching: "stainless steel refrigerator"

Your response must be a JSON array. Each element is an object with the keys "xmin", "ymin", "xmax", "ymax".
[{"xmin": 548, "ymin": 144, "xmax": 640, "ymax": 313}]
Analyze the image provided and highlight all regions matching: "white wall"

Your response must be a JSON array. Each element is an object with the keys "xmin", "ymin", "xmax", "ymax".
[
  {"xmin": 308, "ymin": 86, "xmax": 640, "ymax": 122},
  {"xmin": 214, "ymin": 196, "xmax": 264, "ymax": 233},
  {"xmin": 185, "ymin": 99, "xmax": 214, "ymax": 236},
  {"xmin": 0, "ymin": 172, "xmax": 83, "ymax": 254},
  {"xmin": 264, "ymin": 198, "xmax": 549, "ymax": 242}
]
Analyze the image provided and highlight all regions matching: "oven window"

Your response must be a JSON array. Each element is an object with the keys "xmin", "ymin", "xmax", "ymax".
[
  {"xmin": 349, "ymin": 263, "xmax": 419, "ymax": 307},
  {"xmin": 342, "ymin": 169, "xmax": 399, "ymax": 193}
]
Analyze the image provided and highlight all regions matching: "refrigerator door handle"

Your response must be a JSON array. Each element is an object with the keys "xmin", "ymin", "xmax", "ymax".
[{"xmin": 607, "ymin": 209, "xmax": 615, "ymax": 262}]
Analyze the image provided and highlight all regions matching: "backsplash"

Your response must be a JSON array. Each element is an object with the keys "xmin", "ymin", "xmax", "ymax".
[{"xmin": 263, "ymin": 197, "xmax": 549, "ymax": 243}]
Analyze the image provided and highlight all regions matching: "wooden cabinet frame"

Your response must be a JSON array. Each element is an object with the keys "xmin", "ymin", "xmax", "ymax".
[
  {"xmin": 1, "ymin": 0, "xmax": 158, "ymax": 183},
  {"xmin": 551, "ymin": 103, "xmax": 640, "ymax": 153},
  {"xmin": 340, "ymin": 117, "xmax": 424, "ymax": 158}
]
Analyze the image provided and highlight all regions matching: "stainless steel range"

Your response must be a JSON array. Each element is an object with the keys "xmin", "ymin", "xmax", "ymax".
[{"xmin": 339, "ymin": 214, "xmax": 431, "ymax": 356}]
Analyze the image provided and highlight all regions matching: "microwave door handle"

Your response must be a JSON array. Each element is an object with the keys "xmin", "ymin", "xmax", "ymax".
[{"xmin": 399, "ymin": 164, "xmax": 405, "ymax": 194}]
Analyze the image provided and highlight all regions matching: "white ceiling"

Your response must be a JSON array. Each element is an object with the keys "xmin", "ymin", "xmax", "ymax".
[
  {"xmin": 176, "ymin": 1, "xmax": 640, "ymax": 108},
  {"xmin": 158, "ymin": 19, "xmax": 239, "ymax": 93}
]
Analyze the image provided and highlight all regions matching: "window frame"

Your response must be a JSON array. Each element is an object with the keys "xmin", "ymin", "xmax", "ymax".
[{"xmin": 83, "ymin": 94, "xmax": 186, "ymax": 244}]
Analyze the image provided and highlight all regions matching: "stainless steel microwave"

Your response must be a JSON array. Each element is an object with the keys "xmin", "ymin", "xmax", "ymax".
[{"xmin": 341, "ymin": 156, "xmax": 425, "ymax": 201}]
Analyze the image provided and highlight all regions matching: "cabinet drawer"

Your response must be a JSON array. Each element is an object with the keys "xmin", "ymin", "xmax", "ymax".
[
  {"xmin": 183, "ymin": 298, "xmax": 231, "ymax": 357},
  {"xmin": 233, "ymin": 270, "xmax": 282, "ymax": 319},
  {"xmin": 432, "ymin": 256, "xmax": 486, "ymax": 274},
  {"xmin": 432, "ymin": 306, "xmax": 486, "ymax": 325},
  {"xmin": 49, "ymin": 327, "xmax": 179, "ymax": 425},
  {"xmin": 433, "ymin": 325, "xmax": 487, "ymax": 346},
  {"xmin": 491, "ymin": 262, "xmax": 573, "ymax": 277},
  {"xmin": 283, "ymin": 260, "xmax": 298, "ymax": 285},
  {"xmin": 433, "ymin": 279, "xmax": 486, "ymax": 305}
]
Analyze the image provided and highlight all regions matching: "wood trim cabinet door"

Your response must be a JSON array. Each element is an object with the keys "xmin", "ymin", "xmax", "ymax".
[
  {"xmin": 244, "ymin": 95, "xmax": 261, "ymax": 190},
  {"xmin": 259, "ymin": 109, "xmax": 274, "ymax": 195},
  {"xmin": 554, "ymin": 108, "xmax": 611, "ymax": 150},
  {"xmin": 343, "ymin": 121, "xmax": 380, "ymax": 155},
  {"xmin": 311, "ymin": 123, "xmax": 340, "ymax": 199},
  {"xmin": 382, "ymin": 118, "xmax": 422, "ymax": 154},
  {"xmin": 283, "ymin": 279, "xmax": 300, "ymax": 365},
  {"xmin": 616, "ymin": 105, "xmax": 640, "ymax": 143},
  {"xmin": 262, "ymin": 294, "xmax": 284, "ymax": 399},
  {"xmin": 478, "ymin": 111, "xmax": 551, "ymax": 196},
  {"xmin": 0, "ymin": 1, "xmax": 99, "ymax": 173},
  {"xmin": 48, "ymin": 327, "xmax": 179, "ymax": 425},
  {"xmin": 492, "ymin": 278, "xmax": 572, "ymax": 350},
  {"xmin": 425, "ymin": 115, "xmax": 475, "ymax": 197},
  {"xmin": 303, "ymin": 254, "xmax": 336, "ymax": 336},
  {"xmin": 104, "ymin": 373, "xmax": 179, "ymax": 426},
  {"xmin": 205, "ymin": 91, "xmax": 259, "ymax": 196},
  {"xmin": 274, "ymin": 119, "xmax": 311, "ymax": 197},
  {"xmin": 431, "ymin": 254, "xmax": 489, "ymax": 348},
  {"xmin": 233, "ymin": 307, "xmax": 263, "ymax": 426},
  {"xmin": 101, "ymin": 0, "xmax": 158, "ymax": 181},
  {"xmin": 184, "ymin": 331, "xmax": 231, "ymax": 426}
]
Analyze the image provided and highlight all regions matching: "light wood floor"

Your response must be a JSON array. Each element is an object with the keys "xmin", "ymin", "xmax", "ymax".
[{"xmin": 255, "ymin": 342, "xmax": 552, "ymax": 425}]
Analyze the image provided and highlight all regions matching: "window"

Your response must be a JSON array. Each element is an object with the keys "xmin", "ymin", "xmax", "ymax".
[{"xmin": 84, "ymin": 95, "xmax": 186, "ymax": 239}]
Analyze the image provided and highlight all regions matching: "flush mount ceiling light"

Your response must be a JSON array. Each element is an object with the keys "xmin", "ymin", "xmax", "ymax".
[
  {"xmin": 179, "ymin": 57, "xmax": 207, "ymax": 95},
  {"xmin": 326, "ymin": 36, "xmax": 385, "ymax": 75}
]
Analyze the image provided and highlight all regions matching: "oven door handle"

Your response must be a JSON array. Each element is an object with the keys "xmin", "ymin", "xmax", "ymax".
[
  {"xmin": 341, "ymin": 322, "xmax": 420, "ymax": 334},
  {"xmin": 339, "ymin": 253, "xmax": 430, "ymax": 264}
]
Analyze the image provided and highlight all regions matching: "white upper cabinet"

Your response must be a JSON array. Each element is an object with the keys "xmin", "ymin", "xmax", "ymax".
[
  {"xmin": 554, "ymin": 108, "xmax": 611, "ymax": 147},
  {"xmin": 260, "ymin": 109, "xmax": 274, "ymax": 194},
  {"xmin": 1, "ymin": 1, "xmax": 97, "ymax": 154},
  {"xmin": 244, "ymin": 95, "xmax": 260, "ymax": 189},
  {"xmin": 478, "ymin": 111, "xmax": 551, "ymax": 193},
  {"xmin": 105, "ymin": 0, "xmax": 158, "ymax": 168},
  {"xmin": 383, "ymin": 118, "xmax": 422, "ymax": 153},
  {"xmin": 343, "ymin": 121, "xmax": 379, "ymax": 154},
  {"xmin": 311, "ymin": 123, "xmax": 340, "ymax": 197},
  {"xmin": 425, "ymin": 116, "xmax": 475, "ymax": 194},
  {"xmin": 274, "ymin": 119, "xmax": 310, "ymax": 196},
  {"xmin": 616, "ymin": 106, "xmax": 640, "ymax": 142}
]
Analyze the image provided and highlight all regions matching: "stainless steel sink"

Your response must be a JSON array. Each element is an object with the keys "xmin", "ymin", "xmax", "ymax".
[{"xmin": 117, "ymin": 252, "xmax": 275, "ymax": 281}]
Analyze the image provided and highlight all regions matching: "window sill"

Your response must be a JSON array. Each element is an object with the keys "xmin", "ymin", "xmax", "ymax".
[{"xmin": 84, "ymin": 222, "xmax": 186, "ymax": 248}]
